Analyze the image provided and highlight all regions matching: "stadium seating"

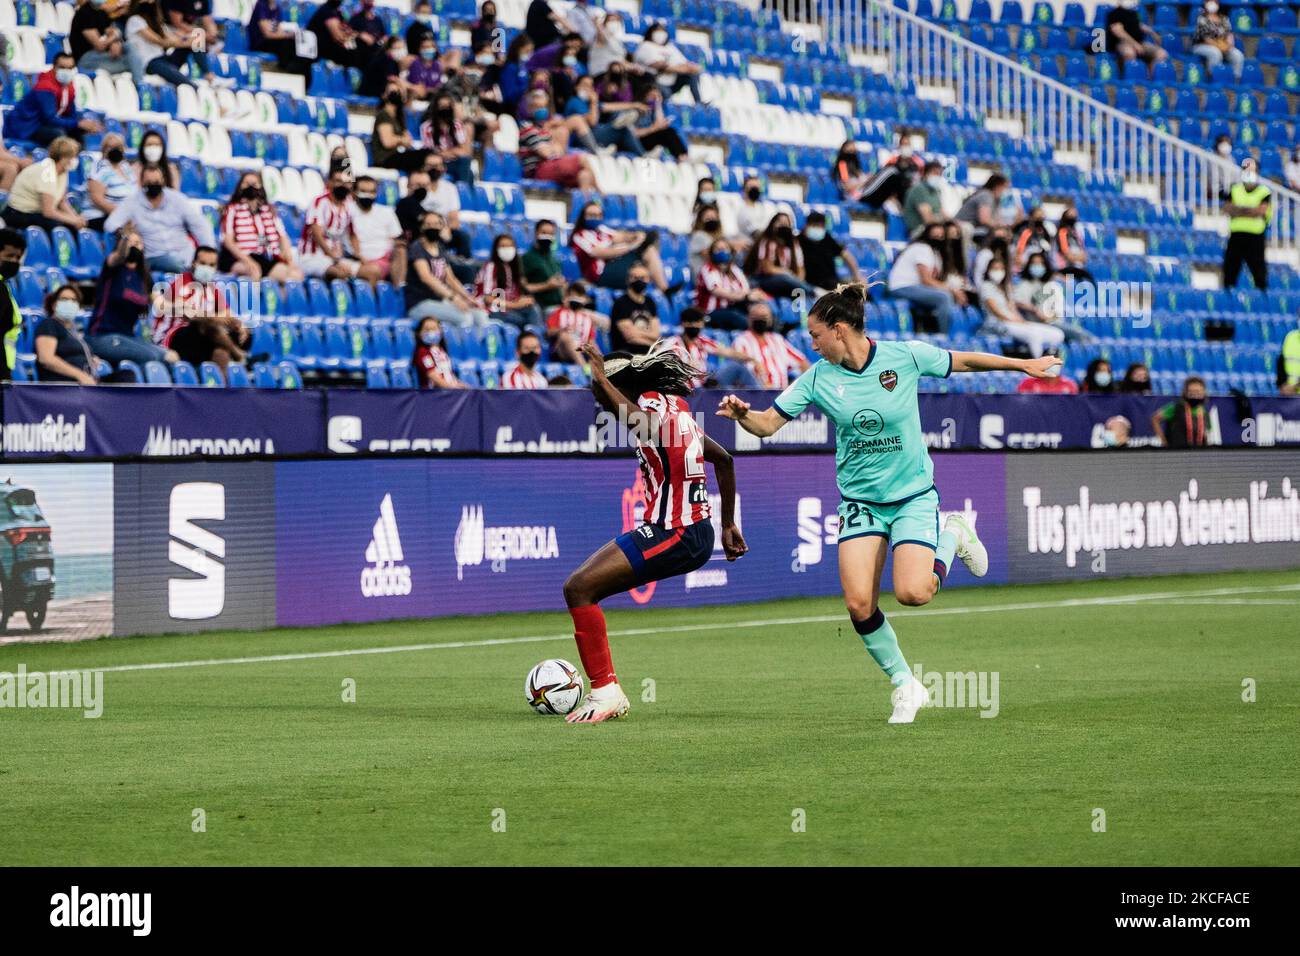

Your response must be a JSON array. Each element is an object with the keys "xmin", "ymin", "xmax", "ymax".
[{"xmin": 0, "ymin": 0, "xmax": 1291, "ymax": 395}]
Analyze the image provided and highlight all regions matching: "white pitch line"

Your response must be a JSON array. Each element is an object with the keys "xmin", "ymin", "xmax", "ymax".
[{"xmin": 12, "ymin": 581, "xmax": 1300, "ymax": 679}]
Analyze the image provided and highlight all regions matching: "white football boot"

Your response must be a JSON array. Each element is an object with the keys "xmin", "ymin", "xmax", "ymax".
[
  {"xmin": 944, "ymin": 513, "xmax": 988, "ymax": 578},
  {"xmin": 888, "ymin": 677, "xmax": 933, "ymax": 724},
  {"xmin": 566, "ymin": 682, "xmax": 631, "ymax": 724}
]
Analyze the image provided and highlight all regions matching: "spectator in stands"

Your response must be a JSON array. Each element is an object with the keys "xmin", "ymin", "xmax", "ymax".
[
  {"xmin": 1152, "ymin": 376, "xmax": 1210, "ymax": 448},
  {"xmin": 422, "ymin": 93, "xmax": 476, "ymax": 185},
  {"xmin": 971, "ymin": 226, "xmax": 1012, "ymax": 288},
  {"xmin": 1053, "ymin": 203, "xmax": 1094, "ymax": 283},
  {"xmin": 902, "ymin": 161, "xmax": 946, "ymax": 238},
  {"xmin": 692, "ymin": 176, "xmax": 718, "ymax": 216},
  {"xmin": 248, "ymin": 0, "xmax": 312, "ymax": 84},
  {"xmin": 517, "ymin": 91, "xmax": 599, "ymax": 190},
  {"xmin": 633, "ymin": 21, "xmax": 704, "ymax": 104},
  {"xmin": 666, "ymin": 307, "xmax": 762, "ymax": 389},
  {"xmin": 218, "ymin": 171, "xmax": 300, "ymax": 281},
  {"xmin": 117, "ymin": 170, "xmax": 218, "ymax": 285},
  {"xmin": 153, "ymin": 245, "xmax": 251, "ymax": 374},
  {"xmin": 448, "ymin": 44, "xmax": 508, "ymax": 140},
  {"xmin": 348, "ymin": 0, "xmax": 386, "ymax": 47},
  {"xmin": 84, "ymin": 132, "xmax": 131, "ymax": 233},
  {"xmin": 888, "ymin": 224, "xmax": 954, "ymax": 334},
  {"xmin": 695, "ymin": 237, "xmax": 755, "ymax": 331},
  {"xmin": 545, "ymin": 279, "xmax": 605, "ymax": 364},
  {"xmin": 1105, "ymin": 0, "xmax": 1167, "ymax": 78},
  {"xmin": 1278, "ymin": 320, "xmax": 1299, "ymax": 396},
  {"xmin": 1012, "ymin": 205, "xmax": 1054, "ymax": 273},
  {"xmin": 1081, "ymin": 358, "xmax": 1117, "ymax": 394},
  {"xmin": 502, "ymin": 331, "xmax": 549, "ymax": 389},
  {"xmin": 1013, "ymin": 251, "xmax": 1093, "ymax": 344},
  {"xmin": 307, "ymin": 0, "xmax": 368, "ymax": 70},
  {"xmin": 526, "ymin": 0, "xmax": 570, "ymax": 50},
  {"xmin": 1191, "ymin": 1, "xmax": 1243, "ymax": 82},
  {"xmin": 1016, "ymin": 367, "xmax": 1078, "ymax": 394},
  {"xmin": 398, "ymin": 165, "xmax": 476, "ymax": 283},
  {"xmin": 595, "ymin": 62, "xmax": 649, "ymax": 129},
  {"xmin": 567, "ymin": 0, "xmax": 598, "ymax": 46},
  {"xmin": 589, "ymin": 12, "xmax": 635, "ymax": 81},
  {"xmin": 799, "ymin": 212, "xmax": 861, "ymax": 295},
  {"xmin": 976, "ymin": 253, "xmax": 1064, "ymax": 358},
  {"xmin": 407, "ymin": 209, "xmax": 489, "ymax": 327},
  {"xmin": 87, "ymin": 225, "xmax": 178, "ymax": 366},
  {"xmin": 746, "ymin": 213, "xmax": 817, "ymax": 301},
  {"xmin": 1286, "ymin": 147, "xmax": 1300, "ymax": 194},
  {"xmin": 731, "ymin": 299, "xmax": 809, "ymax": 389},
  {"xmin": 955, "ymin": 174, "xmax": 1008, "ymax": 247},
  {"xmin": 471, "ymin": 2, "xmax": 502, "ymax": 51},
  {"xmin": 296, "ymin": 167, "xmax": 368, "ymax": 281},
  {"xmin": 500, "ymin": 34, "xmax": 536, "ymax": 114},
  {"xmin": 412, "ymin": 316, "xmax": 466, "ymax": 389},
  {"xmin": 1099, "ymin": 415, "xmax": 1131, "ymax": 448},
  {"xmin": 351, "ymin": 176, "xmax": 404, "ymax": 284},
  {"xmin": 629, "ymin": 86, "xmax": 689, "ymax": 161},
  {"xmin": 359, "ymin": 35, "xmax": 410, "ymax": 101},
  {"xmin": 733, "ymin": 176, "xmax": 769, "ymax": 248},
  {"xmin": 939, "ymin": 219, "xmax": 971, "ymax": 310},
  {"xmin": 125, "ymin": 0, "xmax": 195, "ymax": 89},
  {"xmin": 407, "ymin": 33, "xmax": 443, "ymax": 97},
  {"xmin": 4, "ymin": 53, "xmax": 104, "ymax": 146},
  {"xmin": 0, "ymin": 228, "xmax": 25, "ymax": 382},
  {"xmin": 161, "ymin": 0, "xmax": 221, "ymax": 83},
  {"xmin": 0, "ymin": 127, "xmax": 31, "ymax": 193},
  {"xmin": 72, "ymin": 0, "xmax": 130, "ymax": 75},
  {"xmin": 3, "ymin": 137, "xmax": 86, "ymax": 234},
  {"xmin": 133, "ymin": 128, "xmax": 179, "ymax": 187},
  {"xmin": 1223, "ymin": 158, "xmax": 1271, "ymax": 291},
  {"xmin": 522, "ymin": 219, "xmax": 566, "ymax": 312},
  {"xmin": 475, "ymin": 234, "xmax": 541, "ymax": 328},
  {"xmin": 407, "ymin": 0, "xmax": 436, "ymax": 55},
  {"xmin": 571, "ymin": 200, "xmax": 678, "ymax": 294},
  {"xmin": 566, "ymin": 74, "xmax": 643, "ymax": 156},
  {"xmin": 35, "ymin": 286, "xmax": 98, "ymax": 385},
  {"xmin": 833, "ymin": 140, "xmax": 871, "ymax": 204},
  {"xmin": 609, "ymin": 262, "xmax": 661, "ymax": 354},
  {"xmin": 372, "ymin": 85, "xmax": 432, "ymax": 172},
  {"xmin": 689, "ymin": 205, "xmax": 724, "ymax": 274},
  {"xmin": 1121, "ymin": 362, "xmax": 1152, "ymax": 394},
  {"xmin": 528, "ymin": 32, "xmax": 586, "ymax": 108}
]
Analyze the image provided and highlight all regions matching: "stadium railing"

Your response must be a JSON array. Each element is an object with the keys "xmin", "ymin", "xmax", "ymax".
[{"xmin": 773, "ymin": 0, "xmax": 1300, "ymax": 256}]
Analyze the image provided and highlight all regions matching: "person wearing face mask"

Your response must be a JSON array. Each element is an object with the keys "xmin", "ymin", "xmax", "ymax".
[
  {"xmin": 359, "ymin": 36, "xmax": 411, "ymax": 100},
  {"xmin": 218, "ymin": 172, "xmax": 301, "ymax": 281},
  {"xmin": 544, "ymin": 280, "xmax": 608, "ymax": 365},
  {"xmin": 1082, "ymin": 358, "xmax": 1117, "ymax": 394},
  {"xmin": 71, "ymin": 0, "xmax": 130, "ymax": 75},
  {"xmin": 407, "ymin": 211, "xmax": 489, "ymax": 328},
  {"xmin": 955, "ymin": 174, "xmax": 1009, "ymax": 248},
  {"xmin": 1011, "ymin": 205, "xmax": 1053, "ymax": 273},
  {"xmin": 1153, "ymin": 376, "xmax": 1211, "ymax": 448},
  {"xmin": 976, "ymin": 254, "xmax": 1065, "ymax": 358},
  {"xmin": 2, "ymin": 137, "xmax": 87, "ymax": 234},
  {"xmin": 852, "ymin": 137, "xmax": 924, "ymax": 212},
  {"xmin": 421, "ymin": 94, "xmax": 477, "ymax": 185},
  {"xmin": 35, "ymin": 286, "xmax": 98, "ymax": 385},
  {"xmin": 1099, "ymin": 415, "xmax": 1132, "ymax": 449},
  {"xmin": 501, "ymin": 331, "xmax": 550, "ymax": 389},
  {"xmin": 695, "ymin": 238, "xmax": 757, "ymax": 331},
  {"xmin": 833, "ymin": 139, "xmax": 871, "ymax": 204},
  {"xmin": 411, "ymin": 316, "xmax": 465, "ymax": 389},
  {"xmin": 407, "ymin": 0, "xmax": 436, "ymax": 55},
  {"xmin": 84, "ymin": 133, "xmax": 133, "ymax": 232},
  {"xmin": 589, "ymin": 12, "xmax": 636, "ymax": 79},
  {"xmin": 407, "ymin": 36, "xmax": 443, "ymax": 96},
  {"xmin": 664, "ymin": 308, "xmax": 762, "ymax": 390},
  {"xmin": 971, "ymin": 227, "xmax": 1012, "ymax": 289},
  {"xmin": 516, "ymin": 91, "xmax": 600, "ymax": 191},
  {"xmin": 1052, "ymin": 203, "xmax": 1094, "ymax": 283},
  {"xmin": 520, "ymin": 220, "xmax": 566, "ymax": 311},
  {"xmin": 349, "ymin": 175, "xmax": 403, "ymax": 284},
  {"xmin": 400, "ymin": 165, "xmax": 476, "ymax": 283},
  {"xmin": 1223, "ymin": 158, "xmax": 1272, "ymax": 291},
  {"xmin": 106, "ymin": 162, "xmax": 218, "ymax": 277},
  {"xmin": 902, "ymin": 161, "xmax": 947, "ymax": 238},
  {"xmin": 609, "ymin": 263, "xmax": 661, "ymax": 354},
  {"xmin": 1104, "ymin": 0, "xmax": 1167, "ymax": 78},
  {"xmin": 633, "ymin": 21, "xmax": 704, "ymax": 103},
  {"xmin": 1012, "ymin": 252, "xmax": 1094, "ymax": 344},
  {"xmin": 86, "ymin": 225, "xmax": 180, "ymax": 367},
  {"xmin": 371, "ymin": 85, "xmax": 433, "ymax": 172},
  {"xmin": 746, "ymin": 213, "xmax": 817, "ymax": 301},
  {"xmin": 0, "ymin": 228, "xmax": 27, "ymax": 381},
  {"xmin": 1121, "ymin": 362, "xmax": 1152, "ymax": 394},
  {"xmin": 733, "ymin": 177, "xmax": 769, "ymax": 245},
  {"xmin": 1192, "ymin": 2, "xmax": 1243, "ymax": 81},
  {"xmin": 731, "ymin": 300, "xmax": 810, "ymax": 389},
  {"xmin": 475, "ymin": 234, "xmax": 541, "ymax": 328},
  {"xmin": 3, "ymin": 52, "xmax": 104, "ymax": 146},
  {"xmin": 888, "ymin": 226, "xmax": 955, "ymax": 335},
  {"xmin": 571, "ymin": 200, "xmax": 678, "ymax": 293},
  {"xmin": 132, "ymin": 130, "xmax": 179, "ymax": 188},
  {"xmin": 471, "ymin": 1, "xmax": 501, "ymax": 51},
  {"xmin": 527, "ymin": 32, "xmax": 586, "ymax": 107},
  {"xmin": 565, "ymin": 74, "xmax": 643, "ymax": 157},
  {"xmin": 123, "ymin": 0, "xmax": 196, "ymax": 89},
  {"xmin": 799, "ymin": 212, "xmax": 862, "ymax": 294},
  {"xmin": 294, "ymin": 169, "xmax": 373, "ymax": 281},
  {"xmin": 152, "ymin": 246, "xmax": 252, "ymax": 375},
  {"xmin": 688, "ymin": 206, "xmax": 724, "ymax": 274}
]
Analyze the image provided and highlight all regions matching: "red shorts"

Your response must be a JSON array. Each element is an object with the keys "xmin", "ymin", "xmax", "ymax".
[{"xmin": 534, "ymin": 154, "xmax": 586, "ymax": 188}]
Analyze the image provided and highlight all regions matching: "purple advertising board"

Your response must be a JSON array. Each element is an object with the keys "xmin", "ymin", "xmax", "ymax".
[{"xmin": 273, "ymin": 453, "xmax": 1008, "ymax": 627}]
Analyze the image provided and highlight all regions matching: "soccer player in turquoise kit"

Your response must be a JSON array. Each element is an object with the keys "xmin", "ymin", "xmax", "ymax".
[{"xmin": 718, "ymin": 283, "xmax": 1062, "ymax": 723}]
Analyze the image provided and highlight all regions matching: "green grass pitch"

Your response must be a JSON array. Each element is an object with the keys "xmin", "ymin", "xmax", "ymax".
[{"xmin": 2, "ymin": 569, "xmax": 1297, "ymax": 866}]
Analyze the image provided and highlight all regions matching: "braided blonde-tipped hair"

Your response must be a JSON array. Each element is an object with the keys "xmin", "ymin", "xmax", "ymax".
[{"xmin": 603, "ymin": 339, "xmax": 703, "ymax": 396}]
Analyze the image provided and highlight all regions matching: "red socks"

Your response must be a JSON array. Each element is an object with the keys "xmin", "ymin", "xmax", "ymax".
[{"xmin": 569, "ymin": 604, "xmax": 616, "ymax": 689}]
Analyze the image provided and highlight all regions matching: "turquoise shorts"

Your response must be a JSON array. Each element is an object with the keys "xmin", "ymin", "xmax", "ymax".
[{"xmin": 836, "ymin": 486, "xmax": 940, "ymax": 550}]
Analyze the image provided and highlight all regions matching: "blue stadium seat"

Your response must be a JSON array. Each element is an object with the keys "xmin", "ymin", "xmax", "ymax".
[
  {"xmin": 226, "ymin": 364, "xmax": 251, "ymax": 388},
  {"xmin": 171, "ymin": 361, "xmax": 200, "ymax": 386},
  {"xmin": 143, "ymin": 361, "xmax": 172, "ymax": 385},
  {"xmin": 199, "ymin": 361, "xmax": 225, "ymax": 386}
]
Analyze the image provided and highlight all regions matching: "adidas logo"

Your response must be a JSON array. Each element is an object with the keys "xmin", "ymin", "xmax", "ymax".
[{"xmin": 360, "ymin": 494, "xmax": 412, "ymax": 597}]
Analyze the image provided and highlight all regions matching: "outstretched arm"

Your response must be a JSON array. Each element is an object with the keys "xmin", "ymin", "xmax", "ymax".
[
  {"xmin": 715, "ymin": 394, "xmax": 788, "ymax": 437},
  {"xmin": 582, "ymin": 341, "xmax": 640, "ymax": 417},
  {"xmin": 950, "ymin": 351, "xmax": 1062, "ymax": 377},
  {"xmin": 702, "ymin": 434, "xmax": 746, "ymax": 560}
]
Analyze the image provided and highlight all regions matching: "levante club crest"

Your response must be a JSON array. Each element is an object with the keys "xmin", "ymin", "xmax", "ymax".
[{"xmin": 879, "ymin": 369, "xmax": 898, "ymax": 392}]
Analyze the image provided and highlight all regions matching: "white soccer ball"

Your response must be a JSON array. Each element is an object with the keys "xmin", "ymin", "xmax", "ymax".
[{"xmin": 525, "ymin": 658, "xmax": 584, "ymax": 715}]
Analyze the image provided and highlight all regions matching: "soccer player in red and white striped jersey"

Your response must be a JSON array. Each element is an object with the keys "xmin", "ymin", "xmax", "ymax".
[
  {"xmin": 731, "ymin": 300, "xmax": 810, "ymax": 389},
  {"xmin": 500, "ymin": 331, "xmax": 548, "ymax": 389},
  {"xmin": 561, "ymin": 342, "xmax": 747, "ymax": 724}
]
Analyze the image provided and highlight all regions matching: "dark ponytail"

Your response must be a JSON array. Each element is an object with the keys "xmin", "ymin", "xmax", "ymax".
[{"xmin": 807, "ymin": 280, "xmax": 874, "ymax": 332}]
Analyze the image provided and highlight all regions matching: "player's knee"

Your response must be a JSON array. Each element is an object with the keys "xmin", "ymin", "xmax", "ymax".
[
  {"xmin": 845, "ymin": 596, "xmax": 877, "ymax": 621},
  {"xmin": 894, "ymin": 583, "xmax": 934, "ymax": 607},
  {"xmin": 562, "ymin": 574, "xmax": 591, "ymax": 608}
]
